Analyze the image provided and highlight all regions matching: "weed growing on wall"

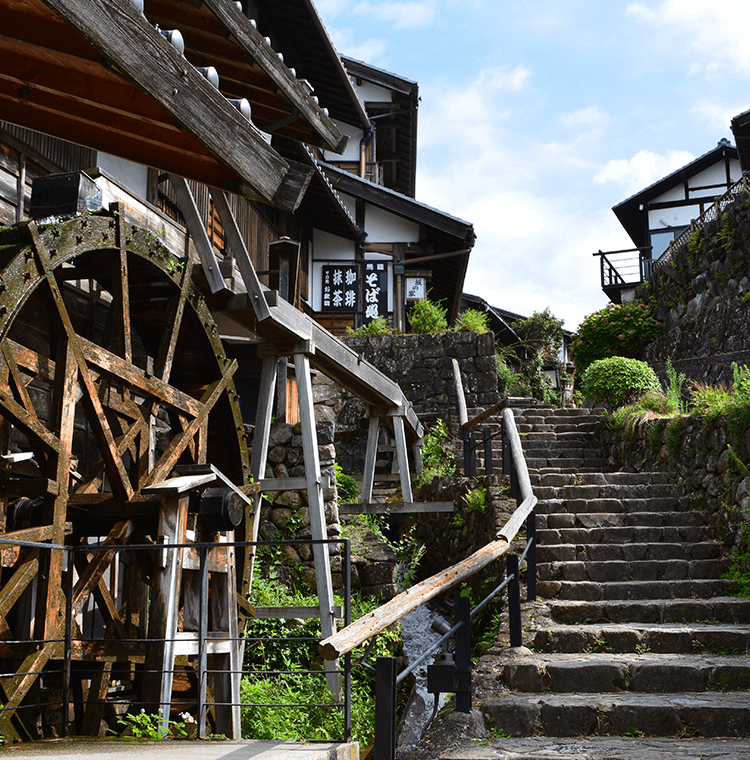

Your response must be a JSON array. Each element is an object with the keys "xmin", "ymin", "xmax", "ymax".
[
  {"xmin": 454, "ymin": 308, "xmax": 491, "ymax": 334},
  {"xmin": 572, "ymin": 302, "xmax": 660, "ymax": 374},
  {"xmin": 414, "ymin": 420, "xmax": 457, "ymax": 489},
  {"xmin": 346, "ymin": 315, "xmax": 394, "ymax": 337},
  {"xmin": 408, "ymin": 295, "xmax": 449, "ymax": 334},
  {"xmin": 243, "ymin": 575, "xmax": 401, "ymax": 744}
]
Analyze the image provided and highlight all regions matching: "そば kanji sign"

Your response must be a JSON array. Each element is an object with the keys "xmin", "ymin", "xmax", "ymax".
[{"xmin": 363, "ymin": 262, "xmax": 388, "ymax": 322}]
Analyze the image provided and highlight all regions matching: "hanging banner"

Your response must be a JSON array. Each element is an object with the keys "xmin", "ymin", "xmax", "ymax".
[
  {"xmin": 321, "ymin": 264, "xmax": 359, "ymax": 312},
  {"xmin": 363, "ymin": 261, "xmax": 388, "ymax": 322}
]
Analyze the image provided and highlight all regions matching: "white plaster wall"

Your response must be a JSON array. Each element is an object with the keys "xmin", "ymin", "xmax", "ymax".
[
  {"xmin": 338, "ymin": 191, "xmax": 358, "ymax": 221},
  {"xmin": 96, "ymin": 153, "xmax": 149, "ymax": 200},
  {"xmin": 648, "ymin": 204, "xmax": 700, "ymax": 230},
  {"xmin": 352, "ymin": 80, "xmax": 393, "ymax": 104},
  {"xmin": 321, "ymin": 120, "xmax": 363, "ymax": 162},
  {"xmin": 651, "ymin": 185, "xmax": 686, "ymax": 204},
  {"xmin": 364, "ymin": 203, "xmax": 419, "ymax": 243},
  {"xmin": 309, "ymin": 228, "xmax": 356, "ymax": 310}
]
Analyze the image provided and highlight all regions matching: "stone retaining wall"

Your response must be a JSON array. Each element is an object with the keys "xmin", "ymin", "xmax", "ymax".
[
  {"xmin": 634, "ymin": 191, "xmax": 750, "ymax": 383},
  {"xmin": 601, "ymin": 414, "xmax": 747, "ymax": 552}
]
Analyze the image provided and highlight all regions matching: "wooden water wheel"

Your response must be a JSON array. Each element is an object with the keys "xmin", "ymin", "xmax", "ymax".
[{"xmin": 0, "ymin": 206, "xmax": 250, "ymax": 740}]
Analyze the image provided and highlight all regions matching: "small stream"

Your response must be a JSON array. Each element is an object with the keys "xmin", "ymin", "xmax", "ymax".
[{"xmin": 395, "ymin": 604, "xmax": 449, "ymax": 757}]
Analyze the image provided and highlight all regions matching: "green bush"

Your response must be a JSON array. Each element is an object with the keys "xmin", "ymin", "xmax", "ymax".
[
  {"xmin": 496, "ymin": 354, "xmax": 520, "ymax": 396},
  {"xmin": 346, "ymin": 315, "xmax": 394, "ymax": 337},
  {"xmin": 408, "ymin": 297, "xmax": 448, "ymax": 334},
  {"xmin": 334, "ymin": 463, "xmax": 360, "ymax": 506},
  {"xmin": 454, "ymin": 308, "xmax": 490, "ymax": 334},
  {"xmin": 580, "ymin": 356, "xmax": 660, "ymax": 408},
  {"xmin": 414, "ymin": 420, "xmax": 456, "ymax": 489},
  {"xmin": 572, "ymin": 302, "xmax": 660, "ymax": 373}
]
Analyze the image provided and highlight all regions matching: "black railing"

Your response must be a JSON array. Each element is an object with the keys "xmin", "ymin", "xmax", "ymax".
[{"xmin": 593, "ymin": 247, "xmax": 653, "ymax": 295}]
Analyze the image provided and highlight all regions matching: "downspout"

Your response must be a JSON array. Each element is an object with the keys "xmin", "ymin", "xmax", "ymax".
[{"xmin": 359, "ymin": 124, "xmax": 374, "ymax": 180}]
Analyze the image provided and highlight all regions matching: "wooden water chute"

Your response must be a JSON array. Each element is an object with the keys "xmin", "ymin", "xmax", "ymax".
[{"xmin": 0, "ymin": 207, "xmax": 250, "ymax": 740}]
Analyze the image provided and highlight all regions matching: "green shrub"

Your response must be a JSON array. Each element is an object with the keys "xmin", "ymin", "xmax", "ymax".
[
  {"xmin": 496, "ymin": 354, "xmax": 520, "ymax": 396},
  {"xmin": 334, "ymin": 463, "xmax": 360, "ymax": 506},
  {"xmin": 414, "ymin": 420, "xmax": 456, "ymax": 488},
  {"xmin": 665, "ymin": 357, "xmax": 686, "ymax": 415},
  {"xmin": 454, "ymin": 308, "xmax": 490, "ymax": 334},
  {"xmin": 580, "ymin": 356, "xmax": 660, "ymax": 408},
  {"xmin": 408, "ymin": 297, "xmax": 448, "ymax": 334},
  {"xmin": 346, "ymin": 315, "xmax": 394, "ymax": 337},
  {"xmin": 572, "ymin": 302, "xmax": 660, "ymax": 373}
]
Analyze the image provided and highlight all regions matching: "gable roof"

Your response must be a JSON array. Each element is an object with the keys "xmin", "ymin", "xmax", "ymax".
[
  {"xmin": 251, "ymin": 0, "xmax": 370, "ymax": 131},
  {"xmin": 342, "ymin": 56, "xmax": 419, "ymax": 198},
  {"xmin": 319, "ymin": 161, "xmax": 475, "ymax": 321},
  {"xmin": 0, "ymin": 0, "xmax": 349, "ymax": 210},
  {"xmin": 612, "ymin": 140, "xmax": 738, "ymax": 248}
]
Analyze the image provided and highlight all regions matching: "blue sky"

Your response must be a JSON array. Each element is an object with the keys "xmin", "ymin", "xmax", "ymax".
[{"xmin": 315, "ymin": 0, "xmax": 750, "ymax": 330}]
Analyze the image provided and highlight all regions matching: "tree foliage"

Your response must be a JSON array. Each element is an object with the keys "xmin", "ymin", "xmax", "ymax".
[{"xmin": 572, "ymin": 302, "xmax": 660, "ymax": 374}]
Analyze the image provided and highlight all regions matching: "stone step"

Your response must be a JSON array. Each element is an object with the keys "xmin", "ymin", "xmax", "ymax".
[
  {"xmin": 522, "ymin": 431, "xmax": 598, "ymax": 443},
  {"xmin": 538, "ymin": 525, "xmax": 707, "ymax": 545},
  {"xmin": 522, "ymin": 441, "xmax": 601, "ymax": 455},
  {"xmin": 478, "ymin": 691, "xmax": 750, "ymax": 738},
  {"xmin": 517, "ymin": 422, "xmax": 600, "ymax": 434},
  {"xmin": 537, "ymin": 541, "xmax": 724, "ymax": 564},
  {"xmin": 525, "ymin": 457, "xmax": 610, "ymax": 471},
  {"xmin": 497, "ymin": 653, "xmax": 750, "ymax": 693},
  {"xmin": 532, "ymin": 622, "xmax": 750, "ymax": 655},
  {"xmin": 534, "ymin": 483, "xmax": 684, "ymax": 501},
  {"xmin": 545, "ymin": 597, "xmax": 750, "ymax": 625},
  {"xmin": 537, "ymin": 558, "xmax": 730, "ymax": 583},
  {"xmin": 432, "ymin": 736, "xmax": 750, "ymax": 759},
  {"xmin": 537, "ymin": 497, "xmax": 694, "ymax": 514},
  {"xmin": 531, "ymin": 471, "xmax": 672, "ymax": 487},
  {"xmin": 538, "ymin": 511, "xmax": 707, "ymax": 530},
  {"xmin": 536, "ymin": 578, "xmax": 735, "ymax": 601}
]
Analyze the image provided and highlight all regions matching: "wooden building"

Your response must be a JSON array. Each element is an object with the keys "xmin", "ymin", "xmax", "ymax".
[
  {"xmin": 597, "ymin": 139, "xmax": 740, "ymax": 303},
  {"xmin": 0, "ymin": 0, "xmax": 472, "ymax": 742}
]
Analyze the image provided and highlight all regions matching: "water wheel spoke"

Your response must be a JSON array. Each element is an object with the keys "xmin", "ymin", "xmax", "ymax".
[
  {"xmin": 111, "ymin": 249, "xmax": 132, "ymax": 364},
  {"xmin": 29, "ymin": 226, "xmax": 134, "ymax": 502},
  {"xmin": 72, "ymin": 552, "xmax": 127, "ymax": 640},
  {"xmin": 145, "ymin": 360, "xmax": 237, "ymax": 486},
  {"xmin": 155, "ymin": 257, "xmax": 193, "ymax": 384}
]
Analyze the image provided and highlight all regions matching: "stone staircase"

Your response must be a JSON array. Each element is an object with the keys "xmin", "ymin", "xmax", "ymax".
[{"xmin": 416, "ymin": 403, "xmax": 750, "ymax": 759}]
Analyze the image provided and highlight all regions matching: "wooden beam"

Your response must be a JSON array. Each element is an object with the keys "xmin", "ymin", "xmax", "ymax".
[
  {"xmin": 168, "ymin": 175, "xmax": 227, "ymax": 295},
  {"xmin": 462, "ymin": 400, "xmax": 509, "ymax": 431},
  {"xmin": 319, "ymin": 537, "xmax": 511, "ymax": 661},
  {"xmin": 338, "ymin": 501, "xmax": 455, "ymax": 514}
]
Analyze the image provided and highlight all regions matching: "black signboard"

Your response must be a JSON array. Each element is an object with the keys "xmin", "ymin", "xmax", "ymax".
[
  {"xmin": 321, "ymin": 264, "xmax": 359, "ymax": 312},
  {"xmin": 363, "ymin": 261, "xmax": 388, "ymax": 322}
]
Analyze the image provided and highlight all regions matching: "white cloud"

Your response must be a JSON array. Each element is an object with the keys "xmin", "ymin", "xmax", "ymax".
[
  {"xmin": 414, "ymin": 68, "xmax": 625, "ymax": 329},
  {"xmin": 691, "ymin": 100, "xmax": 747, "ymax": 135},
  {"xmin": 311, "ymin": 0, "xmax": 348, "ymax": 16},
  {"xmin": 352, "ymin": 1, "xmax": 436, "ymax": 30},
  {"xmin": 418, "ymin": 66, "xmax": 530, "ymax": 156},
  {"xmin": 325, "ymin": 28, "xmax": 390, "ymax": 64},
  {"xmin": 561, "ymin": 106, "xmax": 610, "ymax": 130},
  {"xmin": 627, "ymin": 2, "xmax": 750, "ymax": 76},
  {"xmin": 594, "ymin": 149, "xmax": 694, "ymax": 195}
]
